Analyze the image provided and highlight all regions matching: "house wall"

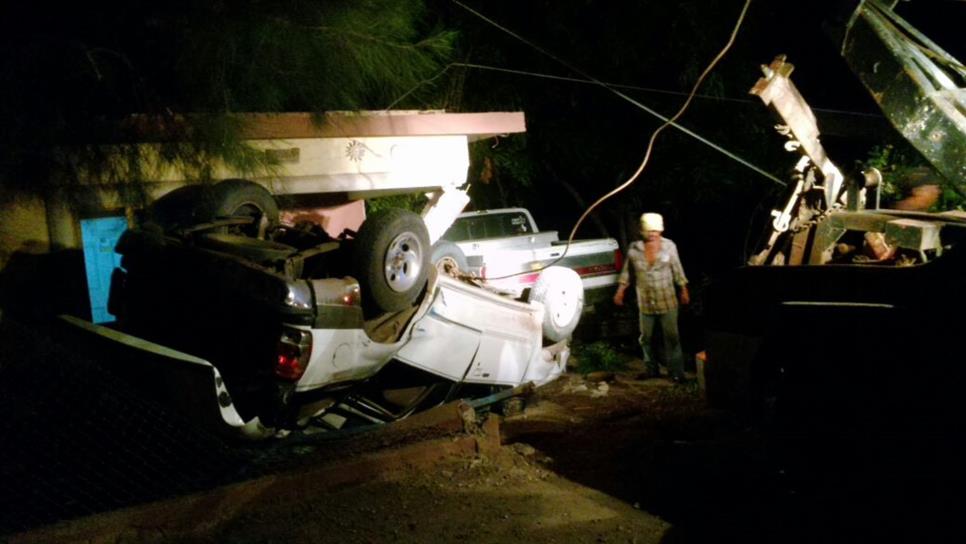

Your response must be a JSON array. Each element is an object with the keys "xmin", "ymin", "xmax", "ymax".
[
  {"xmin": 0, "ymin": 194, "xmax": 51, "ymax": 269},
  {"xmin": 280, "ymin": 200, "xmax": 366, "ymax": 239}
]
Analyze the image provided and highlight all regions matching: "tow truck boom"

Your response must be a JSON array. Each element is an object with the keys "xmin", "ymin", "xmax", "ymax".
[{"xmin": 842, "ymin": 0, "xmax": 965, "ymax": 189}]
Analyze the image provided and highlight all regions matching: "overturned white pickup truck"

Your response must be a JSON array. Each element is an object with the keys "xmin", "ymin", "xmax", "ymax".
[
  {"xmin": 106, "ymin": 215, "xmax": 576, "ymax": 436},
  {"xmin": 75, "ymin": 111, "xmax": 582, "ymax": 437}
]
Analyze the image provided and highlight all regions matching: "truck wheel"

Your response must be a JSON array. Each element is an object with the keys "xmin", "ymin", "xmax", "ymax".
[
  {"xmin": 147, "ymin": 179, "xmax": 278, "ymax": 238},
  {"xmin": 528, "ymin": 266, "xmax": 584, "ymax": 342},
  {"xmin": 353, "ymin": 208, "xmax": 430, "ymax": 313},
  {"xmin": 209, "ymin": 179, "xmax": 279, "ymax": 238},
  {"xmin": 146, "ymin": 184, "xmax": 210, "ymax": 233},
  {"xmin": 430, "ymin": 240, "xmax": 468, "ymax": 277}
]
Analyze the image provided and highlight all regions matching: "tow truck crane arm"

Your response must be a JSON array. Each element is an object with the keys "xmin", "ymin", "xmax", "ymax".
[
  {"xmin": 748, "ymin": 0, "xmax": 965, "ymax": 266},
  {"xmin": 842, "ymin": 0, "xmax": 965, "ymax": 190}
]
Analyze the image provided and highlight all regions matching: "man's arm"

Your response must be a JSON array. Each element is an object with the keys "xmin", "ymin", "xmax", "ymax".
[
  {"xmin": 670, "ymin": 242, "xmax": 690, "ymax": 305},
  {"xmin": 614, "ymin": 249, "xmax": 633, "ymax": 306},
  {"xmin": 678, "ymin": 284, "xmax": 690, "ymax": 305},
  {"xmin": 614, "ymin": 283, "xmax": 629, "ymax": 306}
]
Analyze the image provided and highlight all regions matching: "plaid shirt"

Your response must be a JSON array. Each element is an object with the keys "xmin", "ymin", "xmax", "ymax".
[{"xmin": 618, "ymin": 237, "xmax": 688, "ymax": 314}]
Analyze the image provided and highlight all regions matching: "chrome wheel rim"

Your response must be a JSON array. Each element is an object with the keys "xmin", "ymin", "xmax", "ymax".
[{"xmin": 383, "ymin": 231, "xmax": 423, "ymax": 292}]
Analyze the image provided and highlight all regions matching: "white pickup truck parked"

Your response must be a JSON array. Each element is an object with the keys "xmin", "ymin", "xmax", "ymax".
[{"xmin": 433, "ymin": 208, "xmax": 621, "ymax": 312}]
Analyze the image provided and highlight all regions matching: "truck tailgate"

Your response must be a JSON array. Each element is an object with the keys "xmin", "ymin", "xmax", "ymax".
[{"xmin": 58, "ymin": 315, "xmax": 271, "ymax": 439}]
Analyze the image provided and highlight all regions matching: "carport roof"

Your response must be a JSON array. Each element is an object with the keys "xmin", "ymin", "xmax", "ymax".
[
  {"xmin": 116, "ymin": 111, "xmax": 526, "ymax": 143},
  {"xmin": 239, "ymin": 111, "xmax": 526, "ymax": 141}
]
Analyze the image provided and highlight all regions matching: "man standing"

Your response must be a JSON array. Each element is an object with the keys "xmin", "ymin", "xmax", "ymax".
[{"xmin": 613, "ymin": 212, "xmax": 690, "ymax": 382}]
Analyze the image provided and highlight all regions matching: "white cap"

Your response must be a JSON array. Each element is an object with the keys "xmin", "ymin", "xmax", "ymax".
[{"xmin": 640, "ymin": 212, "xmax": 664, "ymax": 233}]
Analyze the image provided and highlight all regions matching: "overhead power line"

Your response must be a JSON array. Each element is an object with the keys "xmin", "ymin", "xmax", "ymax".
[
  {"xmin": 444, "ymin": 0, "xmax": 759, "ymax": 279},
  {"xmin": 452, "ymin": 62, "xmax": 885, "ymax": 119},
  {"xmin": 447, "ymin": 0, "xmax": 785, "ymax": 189}
]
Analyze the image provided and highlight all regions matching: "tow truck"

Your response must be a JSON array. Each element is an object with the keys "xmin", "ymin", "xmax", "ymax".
[{"xmin": 703, "ymin": 0, "xmax": 966, "ymax": 430}]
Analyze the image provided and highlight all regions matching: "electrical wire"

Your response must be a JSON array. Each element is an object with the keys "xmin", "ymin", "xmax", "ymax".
[
  {"xmin": 451, "ymin": 62, "xmax": 885, "ymax": 119},
  {"xmin": 385, "ymin": 64, "xmax": 456, "ymax": 110},
  {"xmin": 450, "ymin": 0, "xmax": 755, "ymax": 281},
  {"xmin": 565, "ymin": 0, "xmax": 753, "ymax": 246},
  {"xmin": 389, "ymin": 59, "xmax": 788, "ymax": 192}
]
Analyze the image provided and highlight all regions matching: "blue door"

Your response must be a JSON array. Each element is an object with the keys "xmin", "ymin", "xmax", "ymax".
[{"xmin": 80, "ymin": 216, "xmax": 128, "ymax": 323}]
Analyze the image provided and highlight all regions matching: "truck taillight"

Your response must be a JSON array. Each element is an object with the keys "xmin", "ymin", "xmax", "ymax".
[
  {"xmin": 275, "ymin": 327, "xmax": 312, "ymax": 381},
  {"xmin": 614, "ymin": 248, "xmax": 623, "ymax": 272},
  {"xmin": 342, "ymin": 284, "xmax": 361, "ymax": 306},
  {"xmin": 309, "ymin": 278, "xmax": 361, "ymax": 307}
]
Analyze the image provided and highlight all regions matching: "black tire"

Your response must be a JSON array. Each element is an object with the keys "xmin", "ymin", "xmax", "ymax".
[
  {"xmin": 147, "ymin": 179, "xmax": 278, "ymax": 238},
  {"xmin": 430, "ymin": 240, "xmax": 468, "ymax": 277},
  {"xmin": 528, "ymin": 266, "xmax": 584, "ymax": 342},
  {"xmin": 352, "ymin": 208, "xmax": 430, "ymax": 313},
  {"xmin": 147, "ymin": 184, "xmax": 211, "ymax": 233},
  {"xmin": 209, "ymin": 179, "xmax": 279, "ymax": 238}
]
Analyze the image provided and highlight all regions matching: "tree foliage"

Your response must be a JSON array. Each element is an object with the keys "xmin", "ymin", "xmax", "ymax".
[
  {"xmin": 0, "ymin": 1, "xmax": 455, "ymax": 198},
  {"xmin": 864, "ymin": 143, "xmax": 963, "ymax": 211}
]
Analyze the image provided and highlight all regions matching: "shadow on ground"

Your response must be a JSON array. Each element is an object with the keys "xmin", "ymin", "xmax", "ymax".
[{"xmin": 503, "ymin": 374, "xmax": 966, "ymax": 543}]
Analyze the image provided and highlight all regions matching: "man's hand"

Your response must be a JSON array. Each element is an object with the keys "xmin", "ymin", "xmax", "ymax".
[
  {"xmin": 679, "ymin": 285, "xmax": 691, "ymax": 306},
  {"xmin": 613, "ymin": 285, "xmax": 627, "ymax": 306}
]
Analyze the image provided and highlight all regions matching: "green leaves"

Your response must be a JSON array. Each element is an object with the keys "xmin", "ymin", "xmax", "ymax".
[
  {"xmin": 864, "ymin": 143, "xmax": 962, "ymax": 210},
  {"xmin": 169, "ymin": 1, "xmax": 455, "ymax": 113},
  {"xmin": 573, "ymin": 340, "xmax": 630, "ymax": 374}
]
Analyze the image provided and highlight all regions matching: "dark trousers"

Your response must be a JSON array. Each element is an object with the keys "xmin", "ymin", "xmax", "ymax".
[{"xmin": 638, "ymin": 308, "xmax": 685, "ymax": 379}]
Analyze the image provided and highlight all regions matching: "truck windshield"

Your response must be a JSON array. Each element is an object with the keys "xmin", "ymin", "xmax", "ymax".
[{"xmin": 442, "ymin": 211, "xmax": 532, "ymax": 242}]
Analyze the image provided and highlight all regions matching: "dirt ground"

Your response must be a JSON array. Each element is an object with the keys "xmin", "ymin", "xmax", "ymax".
[
  {"xmin": 189, "ymin": 446, "xmax": 669, "ymax": 544},
  {"xmin": 169, "ymin": 364, "xmax": 724, "ymax": 544},
  {"xmin": 16, "ymin": 353, "xmax": 960, "ymax": 543},
  {"xmin": 173, "ymin": 361, "xmax": 965, "ymax": 544}
]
